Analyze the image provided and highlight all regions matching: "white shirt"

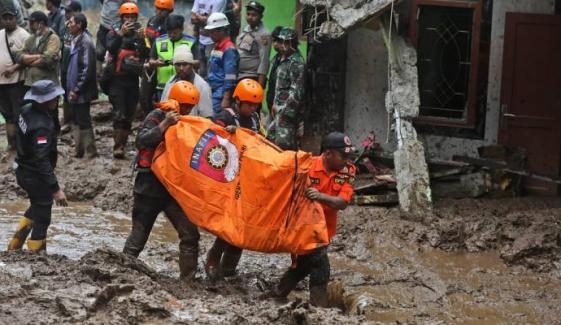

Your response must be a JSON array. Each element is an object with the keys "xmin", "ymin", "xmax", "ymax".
[
  {"xmin": 0, "ymin": 27, "xmax": 30, "ymax": 84},
  {"xmin": 161, "ymin": 73, "xmax": 214, "ymax": 118},
  {"xmin": 191, "ymin": 0, "xmax": 227, "ymax": 46}
]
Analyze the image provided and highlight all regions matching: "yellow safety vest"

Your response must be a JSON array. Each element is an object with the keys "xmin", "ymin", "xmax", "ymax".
[{"xmin": 155, "ymin": 35, "xmax": 194, "ymax": 89}]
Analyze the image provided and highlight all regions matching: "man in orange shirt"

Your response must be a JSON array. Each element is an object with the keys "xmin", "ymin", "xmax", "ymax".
[{"xmin": 263, "ymin": 132, "xmax": 356, "ymax": 307}]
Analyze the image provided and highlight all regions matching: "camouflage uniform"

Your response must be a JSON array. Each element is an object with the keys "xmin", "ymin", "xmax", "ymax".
[{"xmin": 266, "ymin": 28, "xmax": 304, "ymax": 150}]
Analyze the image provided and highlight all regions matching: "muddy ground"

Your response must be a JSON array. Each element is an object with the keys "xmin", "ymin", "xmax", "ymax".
[{"xmin": 1, "ymin": 102, "xmax": 561, "ymax": 324}]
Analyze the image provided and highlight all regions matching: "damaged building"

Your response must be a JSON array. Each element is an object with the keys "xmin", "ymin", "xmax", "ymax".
[{"xmin": 298, "ymin": 0, "xmax": 561, "ymax": 198}]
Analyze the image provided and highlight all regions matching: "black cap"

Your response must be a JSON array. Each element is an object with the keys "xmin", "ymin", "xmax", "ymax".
[
  {"xmin": 1, "ymin": 4, "xmax": 17, "ymax": 16},
  {"xmin": 321, "ymin": 132, "xmax": 357, "ymax": 154},
  {"xmin": 246, "ymin": 1, "xmax": 264, "ymax": 14},
  {"xmin": 29, "ymin": 11, "xmax": 49, "ymax": 24},
  {"xmin": 63, "ymin": 0, "xmax": 81, "ymax": 12}
]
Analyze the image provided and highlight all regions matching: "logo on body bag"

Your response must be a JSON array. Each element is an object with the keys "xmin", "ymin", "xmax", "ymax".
[{"xmin": 191, "ymin": 129, "xmax": 239, "ymax": 183}]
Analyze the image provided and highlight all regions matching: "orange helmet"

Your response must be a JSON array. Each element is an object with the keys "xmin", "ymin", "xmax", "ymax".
[
  {"xmin": 169, "ymin": 81, "xmax": 200, "ymax": 105},
  {"xmin": 154, "ymin": 0, "xmax": 174, "ymax": 10},
  {"xmin": 233, "ymin": 79, "xmax": 264, "ymax": 104},
  {"xmin": 119, "ymin": 2, "xmax": 139, "ymax": 16}
]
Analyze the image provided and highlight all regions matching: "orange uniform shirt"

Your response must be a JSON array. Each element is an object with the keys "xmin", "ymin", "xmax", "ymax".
[{"xmin": 308, "ymin": 156, "xmax": 356, "ymax": 240}]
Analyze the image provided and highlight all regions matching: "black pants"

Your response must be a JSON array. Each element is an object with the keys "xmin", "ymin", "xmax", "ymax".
[
  {"xmin": 15, "ymin": 168, "xmax": 54, "ymax": 240},
  {"xmin": 71, "ymin": 102, "xmax": 92, "ymax": 130},
  {"xmin": 109, "ymin": 77, "xmax": 139, "ymax": 130},
  {"xmin": 0, "ymin": 82, "xmax": 26, "ymax": 123},
  {"xmin": 277, "ymin": 246, "xmax": 330, "ymax": 295},
  {"xmin": 123, "ymin": 193, "xmax": 200, "ymax": 258}
]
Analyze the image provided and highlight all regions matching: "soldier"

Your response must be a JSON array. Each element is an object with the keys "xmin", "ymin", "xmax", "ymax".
[
  {"xmin": 7, "ymin": 80, "xmax": 68, "ymax": 252},
  {"xmin": 266, "ymin": 27, "xmax": 304, "ymax": 151},
  {"xmin": 205, "ymin": 78, "xmax": 264, "ymax": 280},
  {"xmin": 106, "ymin": 2, "xmax": 149, "ymax": 159},
  {"xmin": 236, "ymin": 1, "xmax": 271, "ymax": 87},
  {"xmin": 263, "ymin": 132, "xmax": 356, "ymax": 307},
  {"xmin": 124, "ymin": 81, "xmax": 201, "ymax": 281},
  {"xmin": 148, "ymin": 14, "xmax": 196, "ymax": 102}
]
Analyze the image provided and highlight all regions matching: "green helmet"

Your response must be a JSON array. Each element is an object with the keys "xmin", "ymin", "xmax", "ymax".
[{"xmin": 277, "ymin": 27, "xmax": 298, "ymax": 41}]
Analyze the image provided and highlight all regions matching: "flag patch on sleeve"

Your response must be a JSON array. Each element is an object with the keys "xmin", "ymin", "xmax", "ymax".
[{"xmin": 37, "ymin": 136, "xmax": 48, "ymax": 144}]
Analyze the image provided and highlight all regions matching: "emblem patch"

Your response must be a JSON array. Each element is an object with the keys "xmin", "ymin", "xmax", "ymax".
[
  {"xmin": 191, "ymin": 130, "xmax": 239, "ymax": 183},
  {"xmin": 310, "ymin": 177, "xmax": 320, "ymax": 185}
]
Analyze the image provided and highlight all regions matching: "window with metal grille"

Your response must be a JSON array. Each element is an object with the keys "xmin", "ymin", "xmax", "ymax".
[{"xmin": 410, "ymin": 0, "xmax": 482, "ymax": 128}]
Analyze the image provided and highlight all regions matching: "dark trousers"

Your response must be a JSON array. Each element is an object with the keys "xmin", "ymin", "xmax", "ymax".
[
  {"xmin": 0, "ymin": 82, "xmax": 26, "ymax": 123},
  {"xmin": 208, "ymin": 237, "xmax": 243, "ymax": 275},
  {"xmin": 109, "ymin": 77, "xmax": 139, "ymax": 130},
  {"xmin": 71, "ymin": 102, "xmax": 92, "ymax": 130},
  {"xmin": 276, "ymin": 246, "xmax": 330, "ymax": 296},
  {"xmin": 123, "ymin": 193, "xmax": 200, "ymax": 258},
  {"xmin": 15, "ymin": 168, "xmax": 54, "ymax": 240}
]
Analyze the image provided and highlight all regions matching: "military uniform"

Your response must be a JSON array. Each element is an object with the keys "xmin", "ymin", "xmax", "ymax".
[
  {"xmin": 266, "ymin": 29, "xmax": 305, "ymax": 150},
  {"xmin": 123, "ymin": 107, "xmax": 200, "ymax": 279},
  {"xmin": 236, "ymin": 22, "xmax": 271, "ymax": 80}
]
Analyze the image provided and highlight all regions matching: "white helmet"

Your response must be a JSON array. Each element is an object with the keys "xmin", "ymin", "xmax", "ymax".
[{"xmin": 204, "ymin": 12, "xmax": 230, "ymax": 30}]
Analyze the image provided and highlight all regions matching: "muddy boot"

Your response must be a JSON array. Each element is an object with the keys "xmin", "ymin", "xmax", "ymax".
[
  {"xmin": 60, "ymin": 102, "xmax": 73, "ymax": 134},
  {"xmin": 27, "ymin": 238, "xmax": 47, "ymax": 253},
  {"xmin": 205, "ymin": 239, "xmax": 226, "ymax": 281},
  {"xmin": 179, "ymin": 251, "xmax": 198, "ymax": 282},
  {"xmin": 113, "ymin": 129, "xmax": 129, "ymax": 159},
  {"xmin": 310, "ymin": 285, "xmax": 329, "ymax": 307},
  {"xmin": 220, "ymin": 246, "xmax": 242, "ymax": 277},
  {"xmin": 5, "ymin": 123, "xmax": 17, "ymax": 151},
  {"xmin": 72, "ymin": 127, "xmax": 84, "ymax": 158},
  {"xmin": 81, "ymin": 129, "xmax": 98, "ymax": 158},
  {"xmin": 260, "ymin": 271, "xmax": 301, "ymax": 300},
  {"xmin": 7, "ymin": 217, "xmax": 33, "ymax": 250}
]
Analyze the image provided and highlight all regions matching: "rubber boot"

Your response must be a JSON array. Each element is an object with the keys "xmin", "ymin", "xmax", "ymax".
[
  {"xmin": 220, "ymin": 246, "xmax": 242, "ymax": 277},
  {"xmin": 60, "ymin": 102, "xmax": 73, "ymax": 134},
  {"xmin": 179, "ymin": 251, "xmax": 198, "ymax": 282},
  {"xmin": 7, "ymin": 217, "xmax": 33, "ymax": 250},
  {"xmin": 5, "ymin": 123, "xmax": 17, "ymax": 151},
  {"xmin": 309, "ymin": 285, "xmax": 329, "ymax": 307},
  {"xmin": 113, "ymin": 129, "xmax": 128, "ymax": 159},
  {"xmin": 27, "ymin": 238, "xmax": 47, "ymax": 252},
  {"xmin": 260, "ymin": 271, "xmax": 301, "ymax": 300},
  {"xmin": 72, "ymin": 127, "xmax": 84, "ymax": 158},
  {"xmin": 205, "ymin": 240, "xmax": 225, "ymax": 281},
  {"xmin": 81, "ymin": 129, "xmax": 98, "ymax": 158}
]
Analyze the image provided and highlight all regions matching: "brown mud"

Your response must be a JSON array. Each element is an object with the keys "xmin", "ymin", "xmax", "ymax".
[{"xmin": 1, "ymin": 102, "xmax": 561, "ymax": 323}]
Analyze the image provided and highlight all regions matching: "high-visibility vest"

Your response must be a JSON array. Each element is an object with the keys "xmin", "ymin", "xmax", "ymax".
[{"xmin": 155, "ymin": 34, "xmax": 195, "ymax": 89}]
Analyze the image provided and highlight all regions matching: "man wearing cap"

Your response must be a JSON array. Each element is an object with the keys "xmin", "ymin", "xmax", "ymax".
[
  {"xmin": 7, "ymin": 80, "xmax": 68, "ymax": 252},
  {"xmin": 263, "ymin": 132, "xmax": 356, "ymax": 307},
  {"xmin": 46, "ymin": 0, "xmax": 65, "ymax": 37},
  {"xmin": 0, "ymin": 0, "xmax": 25, "ymax": 28},
  {"xmin": 236, "ymin": 1, "xmax": 270, "ymax": 87},
  {"xmin": 148, "ymin": 14, "xmax": 196, "ymax": 102},
  {"xmin": 205, "ymin": 12, "xmax": 239, "ymax": 115},
  {"xmin": 266, "ymin": 27, "xmax": 305, "ymax": 150},
  {"xmin": 0, "ymin": 3, "xmax": 29, "ymax": 151},
  {"xmin": 59, "ymin": 0, "xmax": 82, "ymax": 134},
  {"xmin": 160, "ymin": 45, "xmax": 213, "ymax": 117},
  {"xmin": 190, "ymin": 0, "xmax": 226, "ymax": 79},
  {"xmin": 15, "ymin": 11, "xmax": 62, "ymax": 88}
]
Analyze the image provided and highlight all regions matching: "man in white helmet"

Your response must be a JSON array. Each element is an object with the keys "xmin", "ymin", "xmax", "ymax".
[
  {"xmin": 190, "ymin": 0, "xmax": 226, "ymax": 78},
  {"xmin": 205, "ymin": 12, "xmax": 239, "ymax": 115}
]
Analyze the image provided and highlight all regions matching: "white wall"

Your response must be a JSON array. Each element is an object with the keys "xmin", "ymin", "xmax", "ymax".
[{"xmin": 344, "ymin": 0, "xmax": 555, "ymax": 160}]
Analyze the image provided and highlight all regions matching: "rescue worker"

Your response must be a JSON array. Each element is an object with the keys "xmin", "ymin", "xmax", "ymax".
[
  {"xmin": 236, "ymin": 1, "xmax": 270, "ymax": 87},
  {"xmin": 140, "ymin": 0, "xmax": 174, "ymax": 115},
  {"xmin": 148, "ymin": 14, "xmax": 196, "ymax": 102},
  {"xmin": 123, "ymin": 81, "xmax": 201, "ymax": 281},
  {"xmin": 106, "ymin": 2, "xmax": 149, "ymax": 159},
  {"xmin": 205, "ymin": 12, "xmax": 239, "ymax": 115},
  {"xmin": 66, "ymin": 13, "xmax": 98, "ymax": 158},
  {"xmin": 266, "ymin": 27, "xmax": 305, "ymax": 151},
  {"xmin": 160, "ymin": 44, "xmax": 213, "ymax": 117},
  {"xmin": 7, "ymin": 80, "xmax": 68, "ymax": 252},
  {"xmin": 190, "ymin": 0, "xmax": 227, "ymax": 79},
  {"xmin": 0, "ymin": 3, "xmax": 29, "ymax": 151},
  {"xmin": 263, "ymin": 132, "xmax": 356, "ymax": 307},
  {"xmin": 59, "ymin": 0, "xmax": 82, "ymax": 134},
  {"xmin": 97, "ymin": 0, "xmax": 129, "ymax": 65},
  {"xmin": 205, "ymin": 78, "xmax": 264, "ymax": 280}
]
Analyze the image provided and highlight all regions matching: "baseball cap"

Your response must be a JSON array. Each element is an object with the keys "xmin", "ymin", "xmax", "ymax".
[
  {"xmin": 246, "ymin": 1, "xmax": 264, "ymax": 14},
  {"xmin": 321, "ymin": 132, "xmax": 357, "ymax": 154}
]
